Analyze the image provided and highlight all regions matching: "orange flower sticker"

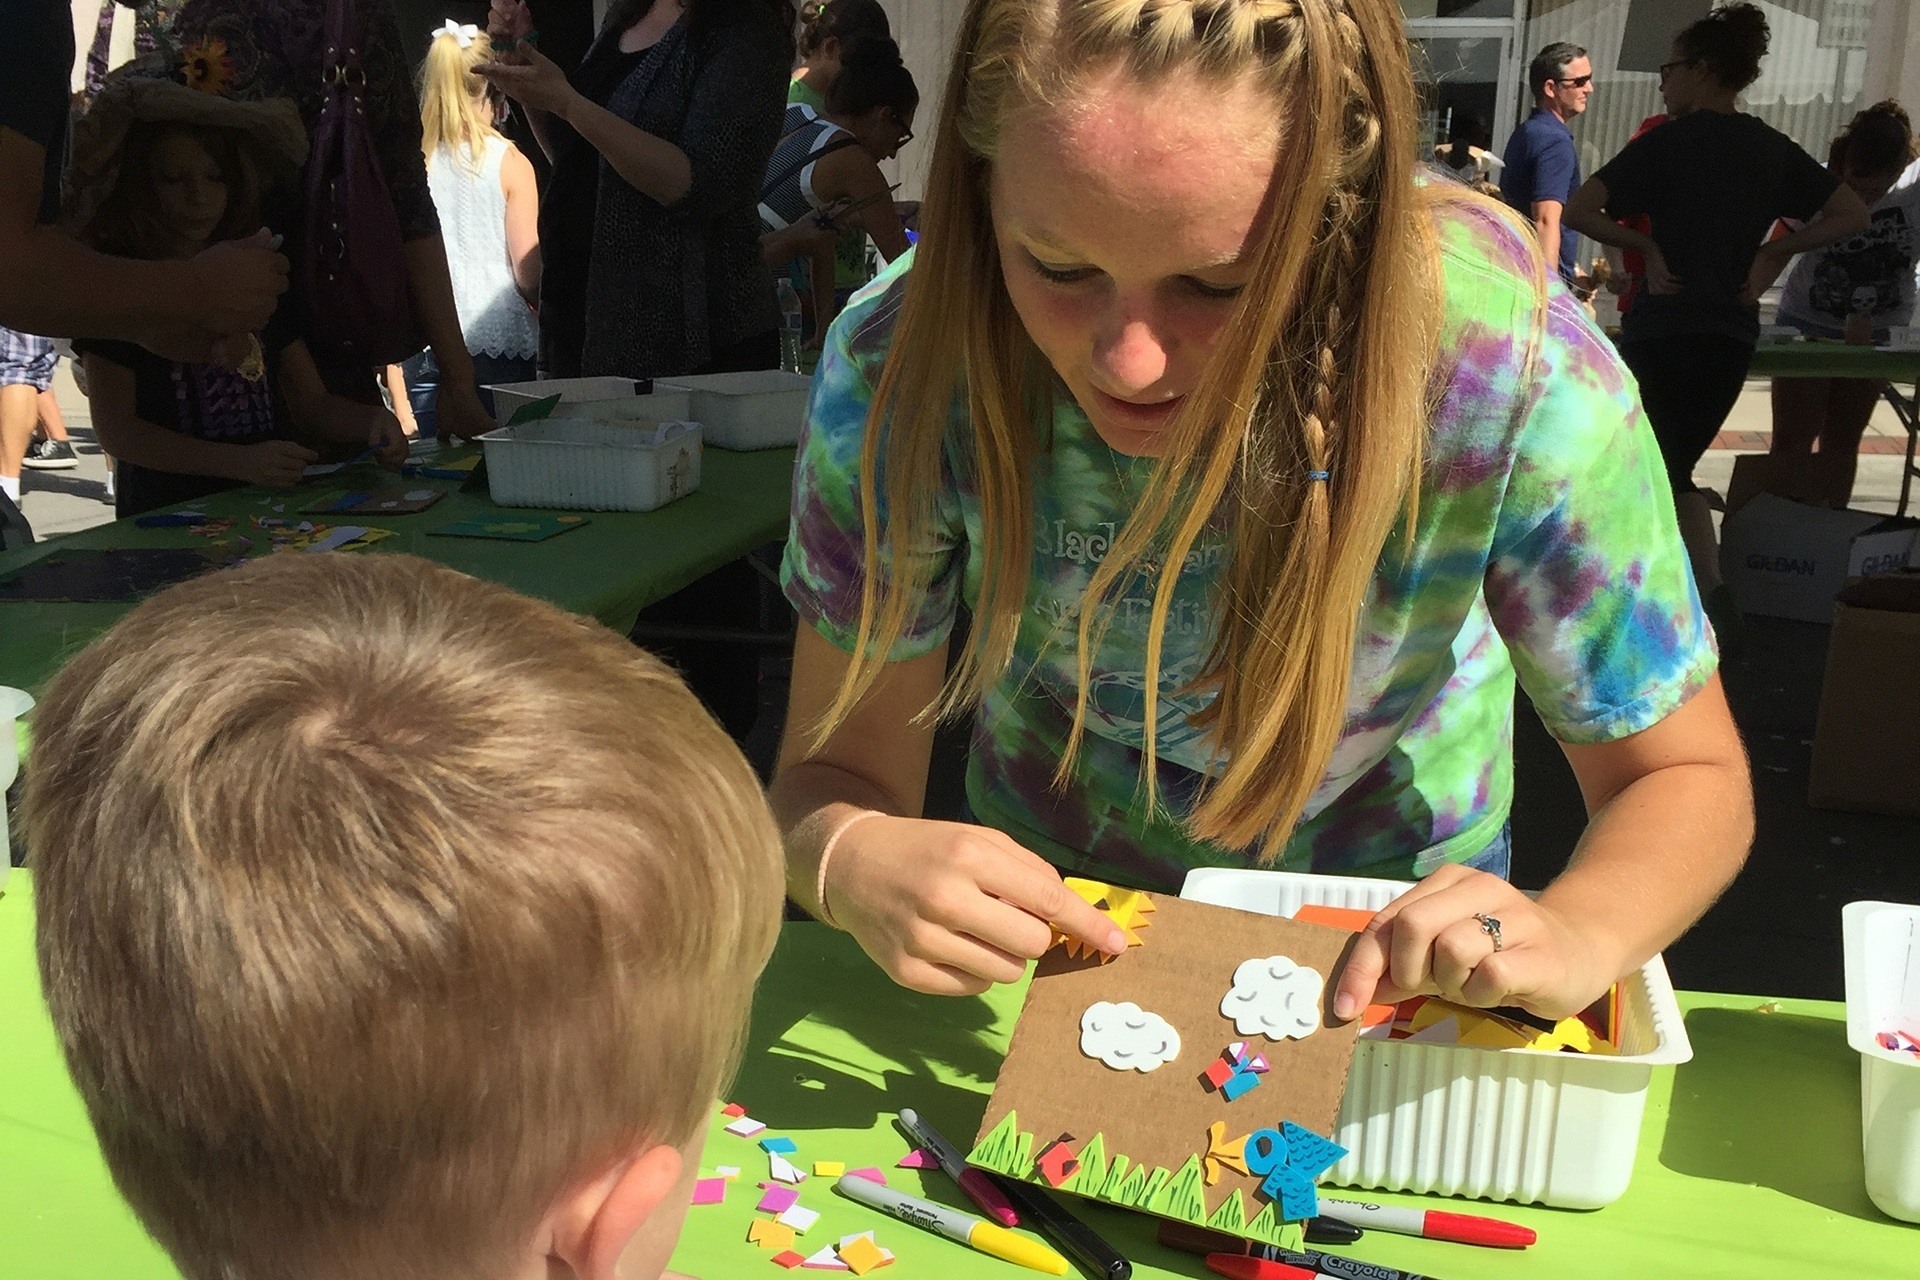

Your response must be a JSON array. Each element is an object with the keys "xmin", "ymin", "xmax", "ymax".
[{"xmin": 182, "ymin": 38, "xmax": 234, "ymax": 95}]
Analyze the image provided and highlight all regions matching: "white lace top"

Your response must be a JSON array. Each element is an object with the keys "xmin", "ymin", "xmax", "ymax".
[{"xmin": 428, "ymin": 136, "xmax": 540, "ymax": 359}]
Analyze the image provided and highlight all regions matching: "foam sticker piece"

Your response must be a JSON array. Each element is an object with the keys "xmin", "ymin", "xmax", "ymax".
[
  {"xmin": 777, "ymin": 1205, "xmax": 821, "ymax": 1234},
  {"xmin": 1035, "ymin": 1136, "xmax": 1080, "ymax": 1187},
  {"xmin": 1220, "ymin": 1069, "xmax": 1261, "ymax": 1102},
  {"xmin": 1201, "ymin": 1058, "xmax": 1237, "ymax": 1090},
  {"xmin": 1279, "ymin": 1122, "xmax": 1348, "ymax": 1180},
  {"xmin": 723, "ymin": 1103, "xmax": 749, "ymax": 1117},
  {"xmin": 1080, "ymin": 1000, "xmax": 1182, "ymax": 1072},
  {"xmin": 769, "ymin": 1155, "xmax": 807, "ymax": 1185},
  {"xmin": 1246, "ymin": 1054, "xmax": 1270, "ymax": 1074},
  {"xmin": 760, "ymin": 1136, "xmax": 799, "ymax": 1154},
  {"xmin": 749, "ymin": 1220, "xmax": 797, "ymax": 1251},
  {"xmin": 802, "ymin": 1245, "xmax": 850, "ymax": 1269},
  {"xmin": 837, "ymin": 1236, "xmax": 887, "ymax": 1275},
  {"xmin": 1221, "ymin": 955, "xmax": 1325, "ymax": 1041},
  {"xmin": 717, "ymin": 1165, "xmax": 742, "ymax": 1178},
  {"xmin": 726, "ymin": 1117, "xmax": 768, "ymax": 1137},
  {"xmin": 757, "ymin": 1184, "xmax": 800, "ymax": 1214},
  {"xmin": 895, "ymin": 1149, "xmax": 935, "ymax": 1169},
  {"xmin": 1204, "ymin": 1121, "xmax": 1251, "ymax": 1185},
  {"xmin": 845, "ymin": 1167, "xmax": 887, "ymax": 1185},
  {"xmin": 813, "ymin": 1161, "xmax": 845, "ymax": 1177},
  {"xmin": 772, "ymin": 1251, "xmax": 807, "ymax": 1269},
  {"xmin": 691, "ymin": 1178, "xmax": 726, "ymax": 1205}
]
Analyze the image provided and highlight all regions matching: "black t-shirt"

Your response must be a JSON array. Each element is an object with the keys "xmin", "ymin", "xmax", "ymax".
[
  {"xmin": 0, "ymin": 0, "xmax": 74, "ymax": 222},
  {"xmin": 1596, "ymin": 110, "xmax": 1836, "ymax": 344},
  {"xmin": 75, "ymin": 317, "xmax": 300, "ymax": 518}
]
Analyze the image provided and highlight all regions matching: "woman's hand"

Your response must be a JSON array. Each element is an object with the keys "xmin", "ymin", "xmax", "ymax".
[
  {"xmin": 824, "ymin": 815, "xmax": 1128, "ymax": 997},
  {"xmin": 1330, "ymin": 863, "xmax": 1624, "ymax": 1023},
  {"xmin": 1644, "ymin": 246, "xmax": 1682, "ymax": 296},
  {"xmin": 475, "ymin": 46, "xmax": 577, "ymax": 118},
  {"xmin": 434, "ymin": 379, "xmax": 497, "ymax": 443},
  {"xmin": 488, "ymin": 0, "xmax": 533, "ymax": 62},
  {"xmin": 363, "ymin": 407, "xmax": 409, "ymax": 468}
]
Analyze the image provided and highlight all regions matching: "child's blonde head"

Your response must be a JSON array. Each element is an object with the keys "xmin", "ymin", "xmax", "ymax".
[
  {"xmin": 27, "ymin": 553, "xmax": 783, "ymax": 1280},
  {"xmin": 420, "ymin": 24, "xmax": 500, "ymax": 167}
]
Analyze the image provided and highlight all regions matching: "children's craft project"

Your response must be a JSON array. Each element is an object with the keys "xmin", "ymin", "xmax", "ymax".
[
  {"xmin": 428, "ymin": 514, "xmax": 589, "ymax": 542},
  {"xmin": 971, "ymin": 885, "xmax": 1363, "ymax": 1249},
  {"xmin": 304, "ymin": 489, "xmax": 445, "ymax": 516}
]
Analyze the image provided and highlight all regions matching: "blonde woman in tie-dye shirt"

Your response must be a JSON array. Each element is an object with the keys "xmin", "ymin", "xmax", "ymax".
[{"xmin": 774, "ymin": 0, "xmax": 1753, "ymax": 1025}]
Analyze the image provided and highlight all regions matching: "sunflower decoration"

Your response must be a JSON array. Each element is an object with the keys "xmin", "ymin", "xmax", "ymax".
[
  {"xmin": 1054, "ymin": 877, "xmax": 1157, "ymax": 963},
  {"xmin": 181, "ymin": 38, "xmax": 234, "ymax": 95}
]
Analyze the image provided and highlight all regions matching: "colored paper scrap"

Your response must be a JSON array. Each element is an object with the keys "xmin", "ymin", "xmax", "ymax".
[
  {"xmin": 769, "ymin": 1154, "xmax": 807, "ymax": 1185},
  {"xmin": 895, "ymin": 1149, "xmax": 934, "ymax": 1169},
  {"xmin": 760, "ymin": 1136, "xmax": 799, "ymax": 1155},
  {"xmin": 691, "ymin": 1178, "xmax": 726, "ymax": 1205},
  {"xmin": 837, "ymin": 1236, "xmax": 886, "ymax": 1275},
  {"xmin": 801, "ymin": 1246, "xmax": 848, "ymax": 1270},
  {"xmin": 505, "ymin": 393, "xmax": 562, "ymax": 425},
  {"xmin": 1201, "ymin": 1058, "xmax": 1236, "ymax": 1090},
  {"xmin": 845, "ymin": 1167, "xmax": 886, "ymax": 1185},
  {"xmin": 1220, "ymin": 1070, "xmax": 1260, "ymax": 1102},
  {"xmin": 1081, "ymin": 1000, "xmax": 1182, "ymax": 1072},
  {"xmin": 813, "ymin": 1161, "xmax": 845, "ymax": 1177},
  {"xmin": 722, "ymin": 1103, "xmax": 749, "ymax": 1118},
  {"xmin": 771, "ymin": 1250, "xmax": 806, "ymax": 1269},
  {"xmin": 726, "ymin": 1117, "xmax": 768, "ymax": 1138},
  {"xmin": 717, "ymin": 1165, "xmax": 742, "ymax": 1178},
  {"xmin": 776, "ymin": 1205, "xmax": 821, "ymax": 1234},
  {"xmin": 757, "ymin": 1185, "xmax": 799, "ymax": 1214},
  {"xmin": 748, "ymin": 1220, "xmax": 797, "ymax": 1251},
  {"xmin": 1034, "ymin": 1135, "xmax": 1080, "ymax": 1187}
]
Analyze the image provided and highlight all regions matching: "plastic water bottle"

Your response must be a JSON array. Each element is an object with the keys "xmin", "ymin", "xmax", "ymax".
[{"xmin": 776, "ymin": 278, "xmax": 804, "ymax": 373}]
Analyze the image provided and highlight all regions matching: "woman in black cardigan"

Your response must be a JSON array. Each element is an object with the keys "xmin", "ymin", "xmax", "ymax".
[{"xmin": 483, "ymin": 0, "xmax": 791, "ymax": 379}]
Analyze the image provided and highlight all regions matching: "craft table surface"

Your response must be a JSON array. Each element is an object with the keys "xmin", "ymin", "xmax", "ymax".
[
  {"xmin": 0, "ymin": 446, "xmax": 796, "ymax": 699},
  {"xmin": 1746, "ymin": 341, "xmax": 1920, "ymax": 382},
  {"xmin": 1, "ymin": 877, "xmax": 1907, "ymax": 1279}
]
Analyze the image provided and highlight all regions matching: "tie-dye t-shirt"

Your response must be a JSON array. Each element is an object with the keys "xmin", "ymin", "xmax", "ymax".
[{"xmin": 782, "ymin": 199, "xmax": 1716, "ymax": 889}]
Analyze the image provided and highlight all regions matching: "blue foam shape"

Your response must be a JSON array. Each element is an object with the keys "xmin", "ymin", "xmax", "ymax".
[
  {"xmin": 1279, "ymin": 1121, "xmax": 1347, "ymax": 1179},
  {"xmin": 1220, "ymin": 1069, "xmax": 1261, "ymax": 1102},
  {"xmin": 759, "ymin": 1136, "xmax": 798, "ymax": 1154},
  {"xmin": 1274, "ymin": 1167, "xmax": 1319, "ymax": 1221}
]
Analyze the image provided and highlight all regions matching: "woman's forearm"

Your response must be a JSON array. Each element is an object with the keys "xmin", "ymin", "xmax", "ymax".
[
  {"xmin": 1536, "ymin": 758, "xmax": 1753, "ymax": 981},
  {"xmin": 96, "ymin": 412, "xmax": 246, "ymax": 481},
  {"xmin": 770, "ymin": 759, "xmax": 918, "ymax": 918},
  {"xmin": 559, "ymin": 93, "xmax": 693, "ymax": 206},
  {"xmin": 402, "ymin": 236, "xmax": 474, "ymax": 381}
]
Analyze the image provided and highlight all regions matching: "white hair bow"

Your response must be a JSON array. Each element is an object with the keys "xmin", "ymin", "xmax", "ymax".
[{"xmin": 434, "ymin": 20, "xmax": 480, "ymax": 47}]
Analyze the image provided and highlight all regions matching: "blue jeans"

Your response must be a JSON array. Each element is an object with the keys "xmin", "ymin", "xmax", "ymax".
[
  {"xmin": 400, "ymin": 351, "xmax": 536, "ymax": 439},
  {"xmin": 1461, "ymin": 822, "xmax": 1513, "ymax": 880}
]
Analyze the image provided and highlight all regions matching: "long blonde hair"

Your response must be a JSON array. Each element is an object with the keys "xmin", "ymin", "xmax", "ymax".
[
  {"xmin": 419, "ymin": 28, "xmax": 498, "ymax": 168},
  {"xmin": 818, "ymin": 0, "xmax": 1449, "ymax": 861}
]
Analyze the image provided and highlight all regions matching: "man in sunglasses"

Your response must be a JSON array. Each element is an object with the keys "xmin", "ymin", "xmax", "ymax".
[{"xmin": 1500, "ymin": 41, "xmax": 1595, "ymax": 287}]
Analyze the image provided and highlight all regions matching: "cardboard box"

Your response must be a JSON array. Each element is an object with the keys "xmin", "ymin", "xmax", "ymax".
[
  {"xmin": 1718, "ymin": 491, "xmax": 1919, "ymax": 624},
  {"xmin": 1809, "ymin": 576, "xmax": 1920, "ymax": 816}
]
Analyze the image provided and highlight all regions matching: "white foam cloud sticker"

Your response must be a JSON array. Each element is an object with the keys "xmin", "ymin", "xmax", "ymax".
[
  {"xmin": 1221, "ymin": 955, "xmax": 1325, "ymax": 1040},
  {"xmin": 1079, "ymin": 1000, "xmax": 1182, "ymax": 1072}
]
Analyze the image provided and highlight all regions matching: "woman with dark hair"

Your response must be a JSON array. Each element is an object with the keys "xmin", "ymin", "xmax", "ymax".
[
  {"xmin": 761, "ymin": 34, "xmax": 916, "ymax": 344},
  {"xmin": 1565, "ymin": 2, "xmax": 1869, "ymax": 633},
  {"xmin": 1770, "ymin": 101, "xmax": 1920, "ymax": 508},
  {"xmin": 482, "ymin": 0, "xmax": 792, "ymax": 378},
  {"xmin": 789, "ymin": 0, "xmax": 891, "ymax": 113}
]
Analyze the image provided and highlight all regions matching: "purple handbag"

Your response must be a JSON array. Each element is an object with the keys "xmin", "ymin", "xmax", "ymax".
[{"xmin": 299, "ymin": 0, "xmax": 426, "ymax": 364}]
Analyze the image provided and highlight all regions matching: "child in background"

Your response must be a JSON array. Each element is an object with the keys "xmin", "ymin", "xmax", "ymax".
[
  {"xmin": 67, "ymin": 77, "xmax": 406, "ymax": 518},
  {"xmin": 396, "ymin": 21, "xmax": 540, "ymax": 438},
  {"xmin": 27, "ymin": 553, "xmax": 785, "ymax": 1280},
  {"xmin": 0, "ymin": 325, "xmax": 59, "ymax": 504},
  {"xmin": 789, "ymin": 0, "xmax": 892, "ymax": 113}
]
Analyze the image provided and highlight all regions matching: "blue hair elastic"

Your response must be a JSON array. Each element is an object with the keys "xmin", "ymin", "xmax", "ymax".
[{"xmin": 1307, "ymin": 470, "xmax": 1331, "ymax": 482}]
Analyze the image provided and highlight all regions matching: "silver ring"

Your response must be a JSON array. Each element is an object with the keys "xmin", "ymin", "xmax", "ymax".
[{"xmin": 1474, "ymin": 912, "xmax": 1503, "ymax": 952}]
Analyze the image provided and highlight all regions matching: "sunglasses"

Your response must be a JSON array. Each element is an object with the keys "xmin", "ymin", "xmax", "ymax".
[{"xmin": 1555, "ymin": 74, "xmax": 1594, "ymax": 88}]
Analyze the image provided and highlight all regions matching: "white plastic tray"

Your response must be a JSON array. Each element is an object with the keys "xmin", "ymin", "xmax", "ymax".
[
  {"xmin": 1, "ymin": 686, "xmax": 31, "ymax": 890},
  {"xmin": 656, "ymin": 370, "xmax": 811, "ymax": 450},
  {"xmin": 476, "ymin": 419, "xmax": 702, "ymax": 512},
  {"xmin": 485, "ymin": 377, "xmax": 667, "ymax": 426},
  {"xmin": 1181, "ymin": 868, "xmax": 1692, "ymax": 1209},
  {"xmin": 1843, "ymin": 899, "xmax": 1920, "ymax": 1223}
]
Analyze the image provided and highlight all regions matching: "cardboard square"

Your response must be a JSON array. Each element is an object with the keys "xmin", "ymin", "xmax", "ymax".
[{"xmin": 969, "ymin": 889, "xmax": 1361, "ymax": 1249}]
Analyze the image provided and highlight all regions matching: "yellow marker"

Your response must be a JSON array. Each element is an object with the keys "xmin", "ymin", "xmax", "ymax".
[{"xmin": 835, "ymin": 1173, "xmax": 1069, "ymax": 1274}]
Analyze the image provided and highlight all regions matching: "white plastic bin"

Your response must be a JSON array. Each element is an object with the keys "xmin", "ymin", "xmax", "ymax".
[
  {"xmin": 552, "ymin": 391, "xmax": 693, "ymax": 425},
  {"xmin": 655, "ymin": 370, "xmax": 811, "ymax": 450},
  {"xmin": 1181, "ymin": 868, "xmax": 1693, "ymax": 1208},
  {"xmin": 1842, "ymin": 899, "xmax": 1920, "ymax": 1223},
  {"xmin": 485, "ymin": 377, "xmax": 665, "ymax": 426},
  {"xmin": 1, "ymin": 686, "xmax": 31, "ymax": 890},
  {"xmin": 477, "ymin": 420, "xmax": 702, "ymax": 512}
]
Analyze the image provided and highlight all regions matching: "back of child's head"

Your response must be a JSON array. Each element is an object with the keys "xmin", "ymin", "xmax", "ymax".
[
  {"xmin": 1836, "ymin": 100, "xmax": 1916, "ymax": 179},
  {"xmin": 826, "ymin": 34, "xmax": 918, "ymax": 122},
  {"xmin": 76, "ymin": 119, "xmax": 261, "ymax": 259},
  {"xmin": 27, "ymin": 553, "xmax": 784, "ymax": 1280},
  {"xmin": 797, "ymin": 0, "xmax": 891, "ymax": 59},
  {"xmin": 420, "ymin": 24, "xmax": 500, "ymax": 165}
]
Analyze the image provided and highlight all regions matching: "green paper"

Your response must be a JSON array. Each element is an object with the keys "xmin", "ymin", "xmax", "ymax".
[
  {"xmin": 1071, "ymin": 1133, "xmax": 1108, "ymax": 1195},
  {"xmin": 1115, "ymin": 1164, "xmax": 1149, "ymax": 1206},
  {"xmin": 1137, "ymin": 1166, "xmax": 1170, "ymax": 1210},
  {"xmin": 1012, "ymin": 1131, "xmax": 1032, "ymax": 1176},
  {"xmin": 505, "ymin": 393, "xmax": 563, "ymax": 425},
  {"xmin": 428, "ymin": 515, "xmax": 590, "ymax": 543},
  {"xmin": 1206, "ymin": 1189, "xmax": 1248, "ymax": 1235},
  {"xmin": 970, "ymin": 1111, "xmax": 1022, "ymax": 1172},
  {"xmin": 1100, "ymin": 1154, "xmax": 1132, "ymax": 1200}
]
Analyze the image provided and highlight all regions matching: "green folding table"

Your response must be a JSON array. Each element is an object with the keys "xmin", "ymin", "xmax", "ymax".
[
  {"xmin": 1, "ymin": 873, "xmax": 1909, "ymax": 1280},
  {"xmin": 0, "ymin": 446, "xmax": 796, "ymax": 699},
  {"xmin": 1747, "ymin": 341, "xmax": 1920, "ymax": 515}
]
